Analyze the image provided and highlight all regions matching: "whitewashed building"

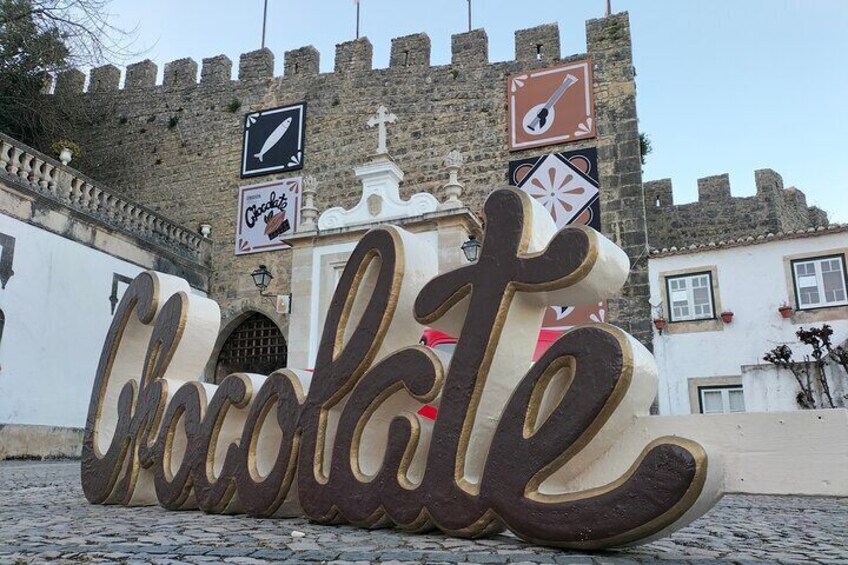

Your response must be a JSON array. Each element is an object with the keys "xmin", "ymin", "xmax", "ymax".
[
  {"xmin": 0, "ymin": 134, "xmax": 211, "ymax": 457},
  {"xmin": 649, "ymin": 226, "xmax": 848, "ymax": 415}
]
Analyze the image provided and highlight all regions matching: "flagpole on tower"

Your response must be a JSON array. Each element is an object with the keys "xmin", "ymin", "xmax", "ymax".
[
  {"xmin": 261, "ymin": 0, "xmax": 269, "ymax": 48},
  {"xmin": 355, "ymin": 0, "xmax": 361, "ymax": 39},
  {"xmin": 467, "ymin": 0, "xmax": 472, "ymax": 32}
]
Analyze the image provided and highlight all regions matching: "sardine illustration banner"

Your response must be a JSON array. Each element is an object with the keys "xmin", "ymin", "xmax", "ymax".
[
  {"xmin": 82, "ymin": 187, "xmax": 721, "ymax": 550},
  {"xmin": 241, "ymin": 102, "xmax": 306, "ymax": 177},
  {"xmin": 235, "ymin": 178, "xmax": 301, "ymax": 255}
]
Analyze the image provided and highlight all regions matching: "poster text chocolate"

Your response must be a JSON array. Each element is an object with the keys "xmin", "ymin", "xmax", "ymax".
[{"xmin": 244, "ymin": 190, "xmax": 289, "ymax": 229}]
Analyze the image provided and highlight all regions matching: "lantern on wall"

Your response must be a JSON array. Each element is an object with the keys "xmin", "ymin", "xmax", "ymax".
[
  {"xmin": 461, "ymin": 235, "xmax": 481, "ymax": 263},
  {"xmin": 251, "ymin": 265, "xmax": 274, "ymax": 295}
]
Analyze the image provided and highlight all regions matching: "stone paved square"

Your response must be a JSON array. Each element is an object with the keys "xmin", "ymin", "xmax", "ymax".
[{"xmin": 0, "ymin": 460, "xmax": 845, "ymax": 564}]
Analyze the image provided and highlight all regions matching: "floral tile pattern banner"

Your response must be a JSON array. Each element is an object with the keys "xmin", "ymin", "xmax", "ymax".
[
  {"xmin": 507, "ymin": 61, "xmax": 595, "ymax": 152},
  {"xmin": 235, "ymin": 178, "xmax": 301, "ymax": 256},
  {"xmin": 509, "ymin": 149, "xmax": 606, "ymax": 330}
]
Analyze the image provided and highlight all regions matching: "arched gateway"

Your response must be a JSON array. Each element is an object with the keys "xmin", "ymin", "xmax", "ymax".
[{"xmin": 213, "ymin": 312, "xmax": 287, "ymax": 383}]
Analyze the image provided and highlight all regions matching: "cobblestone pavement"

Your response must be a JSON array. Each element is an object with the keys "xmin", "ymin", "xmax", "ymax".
[{"xmin": 0, "ymin": 461, "xmax": 845, "ymax": 564}]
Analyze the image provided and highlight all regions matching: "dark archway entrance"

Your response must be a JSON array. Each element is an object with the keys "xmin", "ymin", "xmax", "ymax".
[{"xmin": 214, "ymin": 313, "xmax": 287, "ymax": 383}]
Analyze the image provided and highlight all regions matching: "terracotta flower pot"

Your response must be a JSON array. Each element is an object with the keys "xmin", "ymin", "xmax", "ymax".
[
  {"xmin": 778, "ymin": 306, "xmax": 793, "ymax": 319},
  {"xmin": 720, "ymin": 311, "xmax": 734, "ymax": 324}
]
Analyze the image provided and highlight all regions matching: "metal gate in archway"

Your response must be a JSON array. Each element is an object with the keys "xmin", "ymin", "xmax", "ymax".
[{"xmin": 214, "ymin": 313, "xmax": 287, "ymax": 383}]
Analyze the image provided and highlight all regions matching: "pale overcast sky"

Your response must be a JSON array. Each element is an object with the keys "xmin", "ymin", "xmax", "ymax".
[{"xmin": 106, "ymin": 0, "xmax": 848, "ymax": 222}]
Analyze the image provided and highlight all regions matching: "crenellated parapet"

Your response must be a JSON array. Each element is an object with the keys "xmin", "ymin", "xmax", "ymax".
[
  {"xmin": 163, "ymin": 58, "xmax": 198, "ymax": 89},
  {"xmin": 390, "ymin": 33, "xmax": 431, "ymax": 68},
  {"xmin": 451, "ymin": 29, "xmax": 488, "ymax": 65},
  {"xmin": 285, "ymin": 46, "xmax": 319, "ymax": 77},
  {"xmin": 200, "ymin": 54, "xmax": 232, "ymax": 84},
  {"xmin": 38, "ymin": 12, "xmax": 654, "ymax": 345},
  {"xmin": 515, "ymin": 23, "xmax": 561, "ymax": 61},
  {"xmin": 47, "ymin": 24, "xmax": 568, "ymax": 94},
  {"xmin": 645, "ymin": 169, "xmax": 830, "ymax": 250},
  {"xmin": 125, "ymin": 59, "xmax": 157, "ymax": 90},
  {"xmin": 54, "ymin": 68, "xmax": 85, "ymax": 95},
  {"xmin": 89, "ymin": 64, "xmax": 121, "ymax": 92},
  {"xmin": 239, "ymin": 48, "xmax": 274, "ymax": 81},
  {"xmin": 335, "ymin": 37, "xmax": 373, "ymax": 74}
]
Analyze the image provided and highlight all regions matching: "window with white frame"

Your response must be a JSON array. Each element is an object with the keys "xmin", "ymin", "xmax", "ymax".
[
  {"xmin": 698, "ymin": 385, "xmax": 745, "ymax": 414},
  {"xmin": 665, "ymin": 272, "xmax": 715, "ymax": 322},
  {"xmin": 792, "ymin": 255, "xmax": 848, "ymax": 310}
]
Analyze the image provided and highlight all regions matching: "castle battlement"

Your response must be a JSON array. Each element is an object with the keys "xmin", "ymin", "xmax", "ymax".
[
  {"xmin": 34, "ymin": 12, "xmax": 655, "ymax": 343},
  {"xmin": 53, "ymin": 22, "xmax": 576, "ymax": 95},
  {"xmin": 644, "ymin": 168, "xmax": 816, "ymax": 207},
  {"xmin": 644, "ymin": 169, "xmax": 829, "ymax": 250}
]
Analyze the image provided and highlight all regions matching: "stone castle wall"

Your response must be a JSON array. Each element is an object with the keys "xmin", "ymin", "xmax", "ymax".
[
  {"xmin": 644, "ymin": 170, "xmax": 828, "ymax": 250},
  {"xmin": 45, "ymin": 13, "xmax": 652, "ymax": 344}
]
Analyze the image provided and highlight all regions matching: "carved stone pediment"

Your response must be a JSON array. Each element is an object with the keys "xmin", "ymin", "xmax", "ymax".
[{"xmin": 318, "ymin": 157, "xmax": 438, "ymax": 230}]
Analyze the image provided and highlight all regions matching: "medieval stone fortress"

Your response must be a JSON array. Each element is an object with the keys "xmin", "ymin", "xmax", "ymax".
[
  {"xmin": 46, "ymin": 16, "xmax": 655, "ymax": 342},
  {"xmin": 0, "ymin": 3, "xmax": 846, "ymax": 563}
]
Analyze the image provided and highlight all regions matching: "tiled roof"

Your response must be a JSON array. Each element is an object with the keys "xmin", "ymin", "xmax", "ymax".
[{"xmin": 649, "ymin": 224, "xmax": 848, "ymax": 258}]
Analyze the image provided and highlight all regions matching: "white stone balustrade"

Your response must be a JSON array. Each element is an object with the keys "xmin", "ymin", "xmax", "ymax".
[{"xmin": 0, "ymin": 133, "xmax": 210, "ymax": 266}]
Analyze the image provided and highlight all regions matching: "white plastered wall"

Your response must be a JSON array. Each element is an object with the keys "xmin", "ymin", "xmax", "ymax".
[
  {"xmin": 0, "ymin": 214, "xmax": 206, "ymax": 429},
  {"xmin": 648, "ymin": 231, "xmax": 848, "ymax": 415}
]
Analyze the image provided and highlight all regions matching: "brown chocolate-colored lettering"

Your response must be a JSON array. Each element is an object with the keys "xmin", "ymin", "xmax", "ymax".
[{"xmin": 82, "ymin": 188, "xmax": 716, "ymax": 550}]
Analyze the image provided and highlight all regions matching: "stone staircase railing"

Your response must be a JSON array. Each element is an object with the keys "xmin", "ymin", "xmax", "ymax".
[{"xmin": 0, "ymin": 132, "xmax": 210, "ymax": 267}]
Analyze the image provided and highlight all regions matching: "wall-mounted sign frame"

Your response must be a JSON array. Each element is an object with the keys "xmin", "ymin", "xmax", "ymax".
[
  {"xmin": 235, "ymin": 178, "xmax": 301, "ymax": 255},
  {"xmin": 240, "ymin": 102, "xmax": 306, "ymax": 178},
  {"xmin": 507, "ymin": 61, "xmax": 595, "ymax": 152},
  {"xmin": 509, "ymin": 148, "xmax": 604, "ymax": 330}
]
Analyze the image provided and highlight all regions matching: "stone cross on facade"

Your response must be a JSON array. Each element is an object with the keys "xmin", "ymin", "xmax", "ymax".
[{"xmin": 367, "ymin": 105, "xmax": 397, "ymax": 156}]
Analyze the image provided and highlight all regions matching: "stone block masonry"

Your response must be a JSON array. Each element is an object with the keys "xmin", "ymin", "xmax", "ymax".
[
  {"xmin": 200, "ymin": 55, "xmax": 232, "ymax": 84},
  {"xmin": 88, "ymin": 64, "xmax": 121, "ymax": 92},
  {"xmin": 645, "ymin": 169, "xmax": 828, "ymax": 250},
  {"xmin": 284, "ymin": 46, "xmax": 319, "ymax": 77},
  {"xmin": 238, "ymin": 48, "xmax": 274, "ymax": 81},
  {"xmin": 515, "ymin": 22, "xmax": 561, "ymax": 61},
  {"xmin": 45, "ymin": 13, "xmax": 652, "ymax": 345},
  {"xmin": 125, "ymin": 60, "xmax": 157, "ymax": 89},
  {"xmin": 164, "ymin": 58, "xmax": 199, "ymax": 89},
  {"xmin": 390, "ymin": 33, "xmax": 431, "ymax": 68},
  {"xmin": 451, "ymin": 29, "xmax": 488, "ymax": 65}
]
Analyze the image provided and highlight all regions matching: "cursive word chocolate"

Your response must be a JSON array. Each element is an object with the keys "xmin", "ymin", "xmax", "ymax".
[
  {"xmin": 82, "ymin": 188, "xmax": 719, "ymax": 549},
  {"xmin": 244, "ymin": 190, "xmax": 288, "ymax": 229}
]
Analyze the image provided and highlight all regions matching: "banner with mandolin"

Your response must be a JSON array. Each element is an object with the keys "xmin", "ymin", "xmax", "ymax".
[{"xmin": 508, "ymin": 61, "xmax": 596, "ymax": 151}]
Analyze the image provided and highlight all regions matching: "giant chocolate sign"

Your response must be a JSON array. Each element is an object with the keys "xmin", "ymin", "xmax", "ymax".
[{"xmin": 82, "ymin": 188, "xmax": 719, "ymax": 549}]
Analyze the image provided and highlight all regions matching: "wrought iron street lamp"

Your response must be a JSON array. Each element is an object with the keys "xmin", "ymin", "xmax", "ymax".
[
  {"xmin": 251, "ymin": 264, "xmax": 274, "ymax": 296},
  {"xmin": 461, "ymin": 235, "xmax": 481, "ymax": 263}
]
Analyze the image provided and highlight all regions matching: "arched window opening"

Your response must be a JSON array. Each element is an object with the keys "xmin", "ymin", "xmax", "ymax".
[{"xmin": 214, "ymin": 313, "xmax": 287, "ymax": 383}]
